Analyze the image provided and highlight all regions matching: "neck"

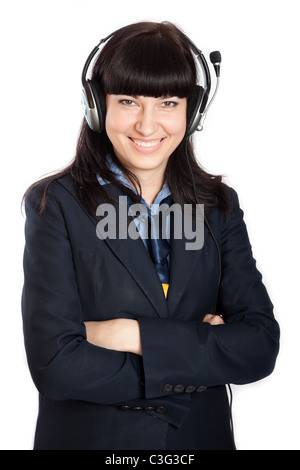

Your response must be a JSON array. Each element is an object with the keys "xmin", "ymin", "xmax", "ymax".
[{"xmin": 130, "ymin": 168, "xmax": 166, "ymax": 206}]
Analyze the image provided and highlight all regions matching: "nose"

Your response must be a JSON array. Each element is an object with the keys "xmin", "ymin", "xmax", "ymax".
[{"xmin": 134, "ymin": 106, "xmax": 159, "ymax": 136}]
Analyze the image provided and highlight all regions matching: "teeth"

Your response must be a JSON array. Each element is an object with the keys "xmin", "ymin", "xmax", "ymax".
[{"xmin": 131, "ymin": 138, "xmax": 162, "ymax": 148}]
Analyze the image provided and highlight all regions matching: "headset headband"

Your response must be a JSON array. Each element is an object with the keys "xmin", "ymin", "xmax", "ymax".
[{"xmin": 81, "ymin": 30, "xmax": 117, "ymax": 88}]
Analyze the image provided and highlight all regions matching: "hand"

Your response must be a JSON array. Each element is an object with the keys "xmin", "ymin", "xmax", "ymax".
[
  {"xmin": 84, "ymin": 319, "xmax": 142, "ymax": 356},
  {"xmin": 203, "ymin": 314, "xmax": 225, "ymax": 326}
]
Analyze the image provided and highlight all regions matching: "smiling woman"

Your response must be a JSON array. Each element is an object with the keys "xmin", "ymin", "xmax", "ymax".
[{"xmin": 21, "ymin": 21, "xmax": 279, "ymax": 451}]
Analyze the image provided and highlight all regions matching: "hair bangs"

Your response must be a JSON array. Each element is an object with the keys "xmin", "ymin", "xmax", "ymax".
[{"xmin": 98, "ymin": 28, "xmax": 196, "ymax": 99}]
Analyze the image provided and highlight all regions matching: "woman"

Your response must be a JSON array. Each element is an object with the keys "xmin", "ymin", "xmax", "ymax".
[{"xmin": 22, "ymin": 21, "xmax": 280, "ymax": 450}]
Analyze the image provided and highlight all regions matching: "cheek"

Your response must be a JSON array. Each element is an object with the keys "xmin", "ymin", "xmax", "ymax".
[
  {"xmin": 162, "ymin": 111, "xmax": 186, "ymax": 138},
  {"xmin": 105, "ymin": 109, "xmax": 123, "ymax": 138},
  {"xmin": 105, "ymin": 105, "xmax": 134, "ymax": 140}
]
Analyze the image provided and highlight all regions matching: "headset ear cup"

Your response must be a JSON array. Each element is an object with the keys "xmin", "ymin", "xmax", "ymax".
[
  {"xmin": 186, "ymin": 85, "xmax": 205, "ymax": 136},
  {"xmin": 90, "ymin": 79, "xmax": 106, "ymax": 133}
]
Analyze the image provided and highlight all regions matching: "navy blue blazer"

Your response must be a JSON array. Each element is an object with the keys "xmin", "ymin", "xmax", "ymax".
[{"xmin": 21, "ymin": 177, "xmax": 280, "ymax": 450}]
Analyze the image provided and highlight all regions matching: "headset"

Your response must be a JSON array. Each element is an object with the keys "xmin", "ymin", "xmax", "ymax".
[{"xmin": 81, "ymin": 28, "xmax": 222, "ymax": 136}]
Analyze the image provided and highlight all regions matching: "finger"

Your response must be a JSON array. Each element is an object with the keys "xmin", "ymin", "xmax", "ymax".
[
  {"xmin": 211, "ymin": 316, "xmax": 225, "ymax": 325},
  {"xmin": 203, "ymin": 314, "xmax": 214, "ymax": 323},
  {"xmin": 203, "ymin": 314, "xmax": 225, "ymax": 325}
]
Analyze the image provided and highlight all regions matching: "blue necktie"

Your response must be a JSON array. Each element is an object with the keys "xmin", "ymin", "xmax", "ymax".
[
  {"xmin": 127, "ymin": 195, "xmax": 171, "ymax": 298},
  {"xmin": 145, "ymin": 196, "xmax": 171, "ymax": 298},
  {"xmin": 146, "ymin": 200, "xmax": 171, "ymax": 284}
]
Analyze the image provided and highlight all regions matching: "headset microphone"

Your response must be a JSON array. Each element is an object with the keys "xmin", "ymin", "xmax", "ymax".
[
  {"xmin": 196, "ymin": 50, "xmax": 221, "ymax": 132},
  {"xmin": 209, "ymin": 50, "xmax": 221, "ymax": 77}
]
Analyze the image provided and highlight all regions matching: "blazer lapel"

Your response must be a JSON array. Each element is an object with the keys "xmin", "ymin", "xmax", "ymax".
[
  {"xmin": 105, "ymin": 236, "xmax": 169, "ymax": 318},
  {"xmin": 167, "ymin": 210, "xmax": 206, "ymax": 315},
  {"xmin": 58, "ymin": 178, "xmax": 168, "ymax": 318}
]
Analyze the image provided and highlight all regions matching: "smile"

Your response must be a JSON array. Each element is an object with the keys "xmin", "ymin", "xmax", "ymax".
[{"xmin": 129, "ymin": 138, "xmax": 164, "ymax": 148}]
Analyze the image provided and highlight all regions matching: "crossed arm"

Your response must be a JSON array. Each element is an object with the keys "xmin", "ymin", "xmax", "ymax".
[
  {"xmin": 22, "ymin": 185, "xmax": 279, "ymax": 405},
  {"xmin": 84, "ymin": 315, "xmax": 224, "ymax": 356}
]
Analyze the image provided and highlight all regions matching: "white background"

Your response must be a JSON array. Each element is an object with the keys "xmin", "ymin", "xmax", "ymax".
[{"xmin": 0, "ymin": 0, "xmax": 299, "ymax": 450}]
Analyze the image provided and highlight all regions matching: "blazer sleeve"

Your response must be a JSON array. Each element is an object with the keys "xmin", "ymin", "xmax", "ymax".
[
  {"xmin": 22, "ymin": 185, "xmax": 145, "ymax": 405},
  {"xmin": 138, "ymin": 189, "xmax": 280, "ymax": 399}
]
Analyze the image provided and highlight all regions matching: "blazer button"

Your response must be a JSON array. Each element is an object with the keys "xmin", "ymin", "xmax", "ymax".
[
  {"xmin": 185, "ymin": 385, "xmax": 196, "ymax": 393},
  {"xmin": 196, "ymin": 386, "xmax": 207, "ymax": 393},
  {"xmin": 155, "ymin": 406, "xmax": 167, "ymax": 414},
  {"xmin": 173, "ymin": 384, "xmax": 185, "ymax": 393},
  {"xmin": 132, "ymin": 406, "xmax": 143, "ymax": 411},
  {"xmin": 119, "ymin": 405, "xmax": 131, "ymax": 410},
  {"xmin": 162, "ymin": 384, "xmax": 173, "ymax": 393},
  {"xmin": 144, "ymin": 406, "xmax": 155, "ymax": 411}
]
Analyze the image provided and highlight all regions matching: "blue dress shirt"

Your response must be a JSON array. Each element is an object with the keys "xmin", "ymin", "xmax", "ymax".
[{"xmin": 97, "ymin": 156, "xmax": 171, "ymax": 296}]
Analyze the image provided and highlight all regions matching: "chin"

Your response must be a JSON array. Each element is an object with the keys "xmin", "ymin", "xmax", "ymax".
[
  {"xmin": 130, "ymin": 156, "xmax": 169, "ymax": 171},
  {"xmin": 118, "ymin": 149, "xmax": 169, "ymax": 170}
]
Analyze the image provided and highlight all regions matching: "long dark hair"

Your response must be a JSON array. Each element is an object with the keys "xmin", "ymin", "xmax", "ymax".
[{"xmin": 24, "ymin": 21, "xmax": 230, "ymax": 216}]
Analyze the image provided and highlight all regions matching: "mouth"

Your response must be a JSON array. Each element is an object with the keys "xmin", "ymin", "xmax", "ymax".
[
  {"xmin": 128, "ymin": 137, "xmax": 166, "ymax": 154},
  {"xmin": 129, "ymin": 137, "xmax": 165, "ymax": 148}
]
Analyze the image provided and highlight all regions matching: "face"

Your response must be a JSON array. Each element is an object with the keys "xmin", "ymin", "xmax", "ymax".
[{"xmin": 105, "ymin": 94, "xmax": 187, "ymax": 176}]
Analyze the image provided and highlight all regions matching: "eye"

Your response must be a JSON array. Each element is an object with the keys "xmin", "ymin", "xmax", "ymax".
[
  {"xmin": 161, "ymin": 100, "xmax": 178, "ymax": 108},
  {"xmin": 118, "ymin": 99, "xmax": 136, "ymax": 107}
]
